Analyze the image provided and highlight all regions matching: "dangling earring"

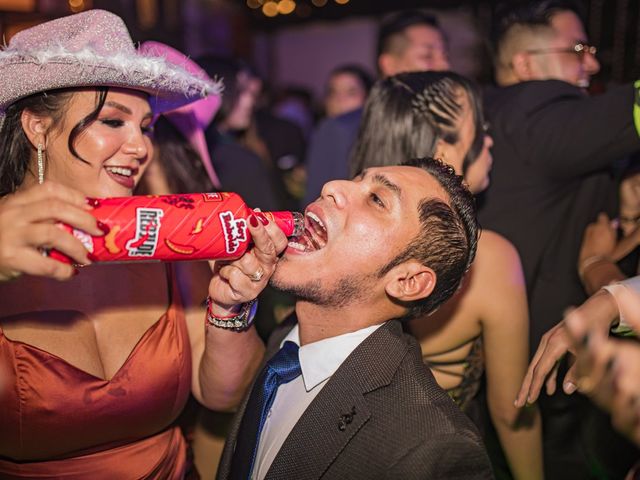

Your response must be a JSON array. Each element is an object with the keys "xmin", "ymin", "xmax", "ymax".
[{"xmin": 37, "ymin": 143, "xmax": 44, "ymax": 184}]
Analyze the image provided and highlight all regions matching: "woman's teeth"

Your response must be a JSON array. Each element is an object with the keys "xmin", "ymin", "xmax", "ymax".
[{"xmin": 105, "ymin": 166, "xmax": 133, "ymax": 177}]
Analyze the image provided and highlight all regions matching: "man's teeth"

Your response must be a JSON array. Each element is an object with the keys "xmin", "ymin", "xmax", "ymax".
[
  {"xmin": 288, "ymin": 241, "xmax": 307, "ymax": 252},
  {"xmin": 106, "ymin": 166, "xmax": 133, "ymax": 177},
  {"xmin": 306, "ymin": 211, "xmax": 325, "ymax": 231}
]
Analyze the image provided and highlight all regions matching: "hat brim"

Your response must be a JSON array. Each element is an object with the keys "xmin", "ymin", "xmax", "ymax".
[{"xmin": 0, "ymin": 48, "xmax": 222, "ymax": 113}]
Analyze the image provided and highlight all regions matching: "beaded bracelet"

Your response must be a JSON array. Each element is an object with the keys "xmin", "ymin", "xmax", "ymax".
[{"xmin": 205, "ymin": 296, "xmax": 258, "ymax": 331}]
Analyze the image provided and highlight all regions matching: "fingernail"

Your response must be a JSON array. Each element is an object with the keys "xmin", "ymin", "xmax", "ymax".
[
  {"xmin": 96, "ymin": 221, "xmax": 110, "ymax": 234},
  {"xmin": 249, "ymin": 214, "xmax": 259, "ymax": 228},
  {"xmin": 564, "ymin": 382, "xmax": 577, "ymax": 394},
  {"xmin": 87, "ymin": 252, "xmax": 98, "ymax": 262},
  {"xmin": 85, "ymin": 197, "xmax": 100, "ymax": 208},
  {"xmin": 256, "ymin": 212, "xmax": 269, "ymax": 225}
]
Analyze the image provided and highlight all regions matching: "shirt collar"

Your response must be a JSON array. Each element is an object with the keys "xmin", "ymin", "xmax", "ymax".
[{"xmin": 281, "ymin": 323, "xmax": 385, "ymax": 392}]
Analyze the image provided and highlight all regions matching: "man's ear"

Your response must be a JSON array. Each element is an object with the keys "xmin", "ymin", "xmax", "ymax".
[
  {"xmin": 378, "ymin": 53, "xmax": 397, "ymax": 78},
  {"xmin": 20, "ymin": 110, "xmax": 53, "ymax": 149},
  {"xmin": 510, "ymin": 52, "xmax": 533, "ymax": 82},
  {"xmin": 384, "ymin": 260, "xmax": 436, "ymax": 303}
]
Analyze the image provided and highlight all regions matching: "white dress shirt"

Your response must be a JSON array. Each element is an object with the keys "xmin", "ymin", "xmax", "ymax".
[{"xmin": 251, "ymin": 322, "xmax": 384, "ymax": 480}]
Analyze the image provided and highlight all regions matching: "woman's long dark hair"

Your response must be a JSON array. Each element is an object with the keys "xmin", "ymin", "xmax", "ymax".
[
  {"xmin": 140, "ymin": 116, "xmax": 214, "ymax": 194},
  {"xmin": 0, "ymin": 87, "xmax": 108, "ymax": 196},
  {"xmin": 349, "ymin": 71, "xmax": 485, "ymax": 178}
]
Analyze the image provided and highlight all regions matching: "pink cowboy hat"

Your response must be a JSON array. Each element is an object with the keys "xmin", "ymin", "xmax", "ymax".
[
  {"xmin": 0, "ymin": 9, "xmax": 221, "ymax": 116},
  {"xmin": 139, "ymin": 41, "xmax": 222, "ymax": 189}
]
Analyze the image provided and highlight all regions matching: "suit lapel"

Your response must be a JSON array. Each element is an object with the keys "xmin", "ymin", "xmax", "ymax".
[{"xmin": 265, "ymin": 320, "xmax": 408, "ymax": 480}]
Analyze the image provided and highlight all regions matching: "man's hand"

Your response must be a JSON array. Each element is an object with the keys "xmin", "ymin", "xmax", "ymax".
[
  {"xmin": 564, "ymin": 286, "xmax": 640, "ymax": 446},
  {"xmin": 515, "ymin": 320, "xmax": 578, "ymax": 407},
  {"xmin": 578, "ymin": 213, "xmax": 616, "ymax": 265},
  {"xmin": 515, "ymin": 290, "xmax": 617, "ymax": 407}
]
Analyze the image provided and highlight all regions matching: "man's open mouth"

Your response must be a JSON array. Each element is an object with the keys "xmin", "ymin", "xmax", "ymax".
[{"xmin": 288, "ymin": 211, "xmax": 328, "ymax": 253}]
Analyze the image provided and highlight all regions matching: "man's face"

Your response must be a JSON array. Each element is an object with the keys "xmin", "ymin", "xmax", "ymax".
[
  {"xmin": 271, "ymin": 165, "xmax": 449, "ymax": 307},
  {"xmin": 381, "ymin": 25, "xmax": 450, "ymax": 77},
  {"xmin": 528, "ymin": 10, "xmax": 600, "ymax": 87}
]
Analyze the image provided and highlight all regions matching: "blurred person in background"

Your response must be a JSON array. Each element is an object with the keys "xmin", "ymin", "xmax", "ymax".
[
  {"xmin": 198, "ymin": 56, "xmax": 305, "ymax": 212},
  {"xmin": 271, "ymin": 86, "xmax": 316, "ymax": 140},
  {"xmin": 351, "ymin": 71, "xmax": 543, "ymax": 480},
  {"xmin": 323, "ymin": 64, "xmax": 373, "ymax": 118},
  {"xmin": 481, "ymin": 1, "xmax": 640, "ymax": 477},
  {"xmin": 303, "ymin": 9, "xmax": 450, "ymax": 206}
]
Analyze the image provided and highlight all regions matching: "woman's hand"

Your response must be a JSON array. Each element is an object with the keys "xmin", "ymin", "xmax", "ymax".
[
  {"xmin": 0, "ymin": 182, "xmax": 103, "ymax": 281},
  {"xmin": 207, "ymin": 211, "xmax": 288, "ymax": 313}
]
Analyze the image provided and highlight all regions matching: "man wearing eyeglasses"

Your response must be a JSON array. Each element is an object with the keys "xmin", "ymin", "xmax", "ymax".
[
  {"xmin": 495, "ymin": 4, "xmax": 599, "ymax": 88},
  {"xmin": 478, "ymin": 1, "xmax": 640, "ymax": 479}
]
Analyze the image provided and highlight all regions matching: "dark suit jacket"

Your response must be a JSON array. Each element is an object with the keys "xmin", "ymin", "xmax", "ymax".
[
  {"xmin": 478, "ymin": 80, "xmax": 640, "ymax": 479},
  {"xmin": 217, "ymin": 319, "xmax": 493, "ymax": 480},
  {"xmin": 479, "ymin": 80, "xmax": 640, "ymax": 350}
]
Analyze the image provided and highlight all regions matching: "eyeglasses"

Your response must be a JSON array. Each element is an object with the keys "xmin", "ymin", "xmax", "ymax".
[{"xmin": 526, "ymin": 43, "xmax": 597, "ymax": 60}]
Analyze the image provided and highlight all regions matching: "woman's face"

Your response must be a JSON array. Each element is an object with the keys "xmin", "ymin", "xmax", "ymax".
[
  {"xmin": 433, "ymin": 89, "xmax": 493, "ymax": 194},
  {"xmin": 37, "ymin": 88, "xmax": 153, "ymax": 198}
]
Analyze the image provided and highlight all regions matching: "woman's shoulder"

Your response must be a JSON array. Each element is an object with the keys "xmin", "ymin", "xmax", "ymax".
[
  {"xmin": 475, "ymin": 229, "xmax": 522, "ymax": 270},
  {"xmin": 466, "ymin": 230, "xmax": 526, "ymax": 304}
]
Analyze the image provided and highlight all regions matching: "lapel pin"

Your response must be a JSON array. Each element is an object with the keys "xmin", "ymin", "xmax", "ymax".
[{"xmin": 338, "ymin": 406, "xmax": 357, "ymax": 431}]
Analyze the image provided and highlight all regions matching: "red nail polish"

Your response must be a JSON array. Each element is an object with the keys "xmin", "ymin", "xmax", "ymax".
[
  {"xmin": 73, "ymin": 268, "xmax": 80, "ymax": 276},
  {"xmin": 87, "ymin": 252, "xmax": 98, "ymax": 262},
  {"xmin": 249, "ymin": 214, "xmax": 259, "ymax": 228},
  {"xmin": 96, "ymin": 221, "xmax": 110, "ymax": 234},
  {"xmin": 256, "ymin": 212, "xmax": 269, "ymax": 225},
  {"xmin": 85, "ymin": 197, "xmax": 100, "ymax": 208}
]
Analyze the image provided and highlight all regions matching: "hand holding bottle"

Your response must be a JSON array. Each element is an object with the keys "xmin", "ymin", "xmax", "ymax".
[
  {"xmin": 207, "ymin": 210, "xmax": 288, "ymax": 314},
  {"xmin": 0, "ymin": 182, "xmax": 104, "ymax": 281}
]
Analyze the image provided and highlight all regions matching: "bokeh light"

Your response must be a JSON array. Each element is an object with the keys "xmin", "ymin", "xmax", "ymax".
[
  {"xmin": 262, "ymin": 1, "xmax": 278, "ymax": 17},
  {"xmin": 278, "ymin": 0, "xmax": 296, "ymax": 15}
]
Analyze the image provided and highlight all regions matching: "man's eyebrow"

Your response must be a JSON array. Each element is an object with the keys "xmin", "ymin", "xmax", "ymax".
[
  {"xmin": 104, "ymin": 101, "xmax": 153, "ymax": 119},
  {"xmin": 371, "ymin": 172, "xmax": 402, "ymax": 199}
]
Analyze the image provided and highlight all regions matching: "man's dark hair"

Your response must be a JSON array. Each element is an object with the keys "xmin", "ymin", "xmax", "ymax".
[
  {"xmin": 378, "ymin": 157, "xmax": 479, "ymax": 319},
  {"xmin": 377, "ymin": 10, "xmax": 444, "ymax": 59},
  {"xmin": 492, "ymin": 0, "xmax": 587, "ymax": 49},
  {"xmin": 329, "ymin": 64, "xmax": 374, "ymax": 94}
]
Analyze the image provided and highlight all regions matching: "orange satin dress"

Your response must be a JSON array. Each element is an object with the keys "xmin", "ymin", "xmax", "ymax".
[{"xmin": 0, "ymin": 276, "xmax": 192, "ymax": 479}]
